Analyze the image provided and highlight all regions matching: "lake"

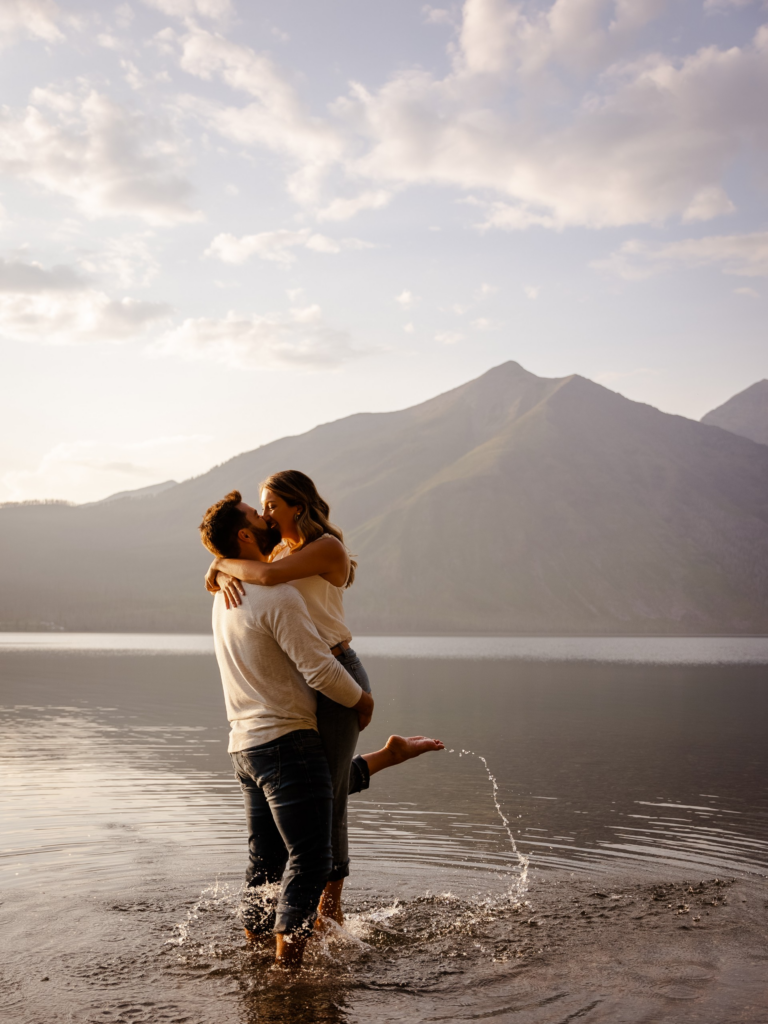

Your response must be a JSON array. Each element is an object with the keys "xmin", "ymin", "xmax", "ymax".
[{"xmin": 1, "ymin": 635, "xmax": 767, "ymax": 1023}]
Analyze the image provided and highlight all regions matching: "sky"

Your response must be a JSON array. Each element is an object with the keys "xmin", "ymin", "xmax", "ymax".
[{"xmin": 0, "ymin": 0, "xmax": 766, "ymax": 504}]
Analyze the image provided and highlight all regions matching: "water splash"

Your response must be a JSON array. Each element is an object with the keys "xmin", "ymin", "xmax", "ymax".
[
  {"xmin": 168, "ymin": 877, "xmax": 241, "ymax": 948},
  {"xmin": 451, "ymin": 748, "xmax": 529, "ymax": 899}
]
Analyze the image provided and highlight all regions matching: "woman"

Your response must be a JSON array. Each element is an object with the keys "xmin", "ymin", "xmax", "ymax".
[{"xmin": 205, "ymin": 469, "xmax": 372, "ymax": 926}]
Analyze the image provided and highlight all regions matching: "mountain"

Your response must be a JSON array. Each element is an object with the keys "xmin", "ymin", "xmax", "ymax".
[
  {"xmin": 701, "ymin": 380, "xmax": 768, "ymax": 446},
  {"xmin": 81, "ymin": 480, "xmax": 179, "ymax": 507},
  {"xmin": 2, "ymin": 361, "xmax": 768, "ymax": 635}
]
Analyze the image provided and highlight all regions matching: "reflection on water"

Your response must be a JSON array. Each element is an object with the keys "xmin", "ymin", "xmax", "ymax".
[
  {"xmin": 3, "ymin": 631, "xmax": 768, "ymax": 663},
  {"xmin": 1, "ymin": 645, "xmax": 767, "ymax": 1022}
]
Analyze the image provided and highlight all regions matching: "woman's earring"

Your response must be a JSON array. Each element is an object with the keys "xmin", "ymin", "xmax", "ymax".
[{"xmin": 294, "ymin": 513, "xmax": 300, "ymax": 521}]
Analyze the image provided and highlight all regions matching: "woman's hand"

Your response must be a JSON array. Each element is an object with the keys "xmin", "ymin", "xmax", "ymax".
[{"xmin": 205, "ymin": 560, "xmax": 222, "ymax": 593}]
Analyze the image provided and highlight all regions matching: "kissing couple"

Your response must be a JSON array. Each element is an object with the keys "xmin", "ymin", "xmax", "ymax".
[{"xmin": 200, "ymin": 469, "xmax": 443, "ymax": 969}]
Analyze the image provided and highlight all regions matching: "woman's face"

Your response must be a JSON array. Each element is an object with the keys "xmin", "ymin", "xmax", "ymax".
[{"xmin": 261, "ymin": 487, "xmax": 301, "ymax": 541}]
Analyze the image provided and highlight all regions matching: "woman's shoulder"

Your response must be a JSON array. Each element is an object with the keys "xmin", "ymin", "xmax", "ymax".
[
  {"xmin": 315, "ymin": 533, "xmax": 344, "ymax": 549},
  {"xmin": 317, "ymin": 534, "xmax": 348, "ymax": 561}
]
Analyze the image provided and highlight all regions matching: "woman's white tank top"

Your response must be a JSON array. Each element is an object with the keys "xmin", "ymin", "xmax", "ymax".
[{"xmin": 287, "ymin": 574, "xmax": 352, "ymax": 647}]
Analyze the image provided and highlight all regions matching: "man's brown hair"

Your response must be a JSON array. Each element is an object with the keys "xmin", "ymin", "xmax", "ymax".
[{"xmin": 199, "ymin": 490, "xmax": 250, "ymax": 558}]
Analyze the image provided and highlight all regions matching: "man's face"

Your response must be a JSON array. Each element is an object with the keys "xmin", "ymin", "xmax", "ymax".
[
  {"xmin": 237, "ymin": 501, "xmax": 267, "ymax": 532},
  {"xmin": 236, "ymin": 502, "xmax": 281, "ymax": 555}
]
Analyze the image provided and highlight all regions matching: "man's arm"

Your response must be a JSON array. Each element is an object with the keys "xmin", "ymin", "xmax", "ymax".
[{"xmin": 267, "ymin": 587, "xmax": 373, "ymax": 726}]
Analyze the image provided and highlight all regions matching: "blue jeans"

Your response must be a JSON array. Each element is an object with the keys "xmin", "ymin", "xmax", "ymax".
[
  {"xmin": 316, "ymin": 646, "xmax": 372, "ymax": 881},
  {"xmin": 231, "ymin": 729, "xmax": 333, "ymax": 936}
]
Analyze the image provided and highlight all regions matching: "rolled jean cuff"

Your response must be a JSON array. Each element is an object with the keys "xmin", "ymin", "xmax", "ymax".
[
  {"xmin": 274, "ymin": 908, "xmax": 317, "ymax": 936},
  {"xmin": 327, "ymin": 858, "xmax": 350, "ymax": 882},
  {"xmin": 349, "ymin": 754, "xmax": 370, "ymax": 794},
  {"xmin": 240, "ymin": 907, "xmax": 275, "ymax": 935}
]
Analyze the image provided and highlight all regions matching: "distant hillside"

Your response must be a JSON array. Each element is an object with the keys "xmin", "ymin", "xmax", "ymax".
[
  {"xmin": 2, "ymin": 361, "xmax": 768, "ymax": 635},
  {"xmin": 701, "ymin": 380, "xmax": 768, "ymax": 446},
  {"xmin": 81, "ymin": 480, "xmax": 179, "ymax": 507}
]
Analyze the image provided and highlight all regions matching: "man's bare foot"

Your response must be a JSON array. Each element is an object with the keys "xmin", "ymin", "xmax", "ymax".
[{"xmin": 384, "ymin": 735, "xmax": 445, "ymax": 765}]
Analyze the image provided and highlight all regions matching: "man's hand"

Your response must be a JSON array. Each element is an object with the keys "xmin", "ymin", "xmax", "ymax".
[
  {"xmin": 205, "ymin": 560, "xmax": 245, "ymax": 609},
  {"xmin": 211, "ymin": 572, "xmax": 244, "ymax": 609},
  {"xmin": 354, "ymin": 690, "xmax": 374, "ymax": 731}
]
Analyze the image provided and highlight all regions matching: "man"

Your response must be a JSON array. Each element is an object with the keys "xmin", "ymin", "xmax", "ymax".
[{"xmin": 199, "ymin": 491, "xmax": 442, "ymax": 969}]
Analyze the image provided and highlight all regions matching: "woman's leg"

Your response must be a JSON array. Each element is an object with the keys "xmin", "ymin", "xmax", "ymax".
[{"xmin": 315, "ymin": 646, "xmax": 371, "ymax": 922}]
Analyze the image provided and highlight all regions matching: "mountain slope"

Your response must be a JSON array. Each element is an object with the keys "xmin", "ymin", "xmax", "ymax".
[
  {"xmin": 2, "ymin": 361, "xmax": 767, "ymax": 634},
  {"xmin": 701, "ymin": 380, "xmax": 768, "ymax": 445}
]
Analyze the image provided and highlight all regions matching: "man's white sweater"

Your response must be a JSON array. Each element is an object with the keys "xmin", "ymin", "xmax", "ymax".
[{"xmin": 212, "ymin": 582, "xmax": 363, "ymax": 752}]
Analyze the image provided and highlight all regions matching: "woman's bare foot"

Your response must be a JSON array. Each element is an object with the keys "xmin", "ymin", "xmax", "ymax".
[
  {"xmin": 361, "ymin": 735, "xmax": 445, "ymax": 777},
  {"xmin": 316, "ymin": 878, "xmax": 344, "ymax": 927},
  {"xmin": 384, "ymin": 735, "xmax": 445, "ymax": 764},
  {"xmin": 274, "ymin": 932, "xmax": 308, "ymax": 970}
]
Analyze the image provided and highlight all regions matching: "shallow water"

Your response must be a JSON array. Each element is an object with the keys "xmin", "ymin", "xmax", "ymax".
[{"xmin": 1, "ymin": 641, "xmax": 767, "ymax": 1022}]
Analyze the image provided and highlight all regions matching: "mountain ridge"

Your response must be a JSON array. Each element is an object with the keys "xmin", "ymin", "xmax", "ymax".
[
  {"xmin": 1, "ymin": 361, "xmax": 767, "ymax": 635},
  {"xmin": 701, "ymin": 380, "xmax": 768, "ymax": 446}
]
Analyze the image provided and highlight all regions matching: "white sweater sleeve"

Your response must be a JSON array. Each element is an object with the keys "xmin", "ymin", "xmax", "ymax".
[{"xmin": 268, "ymin": 587, "xmax": 363, "ymax": 708}]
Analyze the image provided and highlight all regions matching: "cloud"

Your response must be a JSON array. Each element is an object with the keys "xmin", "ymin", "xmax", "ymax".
[
  {"xmin": 435, "ymin": 331, "xmax": 463, "ymax": 344},
  {"xmin": 458, "ymin": 0, "xmax": 667, "ymax": 78},
  {"xmin": 205, "ymin": 229, "xmax": 373, "ymax": 265},
  {"xmin": 316, "ymin": 190, "xmax": 393, "ymax": 222},
  {"xmin": 0, "ymin": 292, "xmax": 169, "ymax": 345},
  {"xmin": 0, "ymin": 258, "xmax": 84, "ymax": 292},
  {"xmin": 100, "ymin": 0, "xmax": 768, "ymax": 235},
  {"xmin": 704, "ymin": 0, "xmax": 755, "ymax": 10},
  {"xmin": 395, "ymin": 289, "xmax": 415, "ymax": 308},
  {"xmin": 3, "ymin": 434, "xmax": 210, "ymax": 504},
  {"xmin": 594, "ymin": 231, "xmax": 768, "ymax": 280},
  {"xmin": 471, "ymin": 199, "xmax": 562, "ymax": 231},
  {"xmin": 77, "ymin": 233, "xmax": 160, "ymax": 289},
  {"xmin": 0, "ymin": 0, "xmax": 62, "ymax": 49},
  {"xmin": 141, "ymin": 0, "xmax": 233, "ymax": 20},
  {"xmin": 339, "ymin": 21, "xmax": 768, "ymax": 230},
  {"xmin": 0, "ymin": 88, "xmax": 200, "ymax": 224},
  {"xmin": 524, "ymin": 284, "xmax": 540, "ymax": 299},
  {"xmin": 97, "ymin": 32, "xmax": 123, "ymax": 50},
  {"xmin": 174, "ymin": 25, "xmax": 344, "ymax": 204},
  {"xmin": 682, "ymin": 185, "xmax": 736, "ymax": 223},
  {"xmin": 0, "ymin": 258, "xmax": 170, "ymax": 344},
  {"xmin": 423, "ymin": 6, "xmax": 454, "ymax": 26},
  {"xmin": 121, "ymin": 59, "xmax": 147, "ymax": 90},
  {"xmin": 733, "ymin": 286, "xmax": 760, "ymax": 298},
  {"xmin": 152, "ymin": 304, "xmax": 364, "ymax": 370},
  {"xmin": 474, "ymin": 282, "xmax": 497, "ymax": 298}
]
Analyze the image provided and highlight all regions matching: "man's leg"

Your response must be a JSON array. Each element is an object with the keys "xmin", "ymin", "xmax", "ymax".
[
  {"xmin": 232, "ymin": 749, "xmax": 288, "ymax": 939},
  {"xmin": 265, "ymin": 730, "xmax": 333, "ymax": 967}
]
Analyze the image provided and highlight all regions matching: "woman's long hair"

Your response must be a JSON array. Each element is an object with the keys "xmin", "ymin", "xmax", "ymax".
[{"xmin": 260, "ymin": 470, "xmax": 356, "ymax": 587}]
